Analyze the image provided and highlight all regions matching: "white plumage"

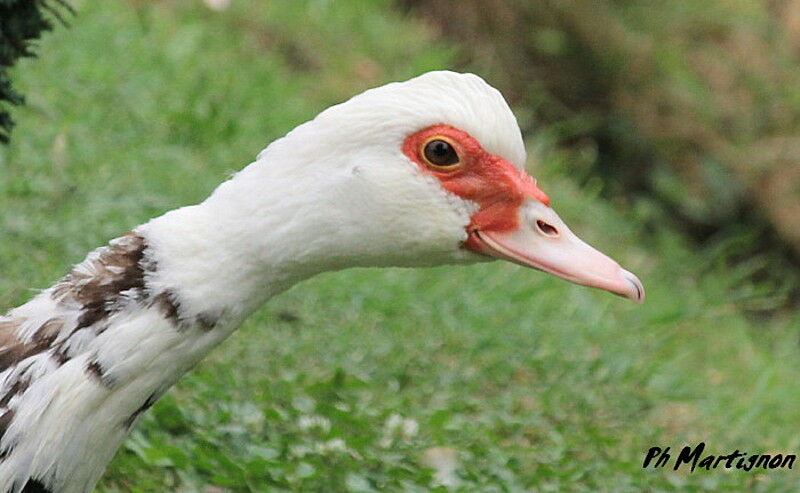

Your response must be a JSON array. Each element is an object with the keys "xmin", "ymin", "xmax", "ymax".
[{"xmin": 0, "ymin": 71, "xmax": 642, "ymax": 492}]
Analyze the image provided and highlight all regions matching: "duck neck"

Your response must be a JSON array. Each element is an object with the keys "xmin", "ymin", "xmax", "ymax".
[{"xmin": 139, "ymin": 159, "xmax": 349, "ymax": 327}]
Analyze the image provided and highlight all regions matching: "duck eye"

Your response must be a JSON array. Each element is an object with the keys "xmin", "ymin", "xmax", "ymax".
[{"xmin": 422, "ymin": 139, "xmax": 460, "ymax": 168}]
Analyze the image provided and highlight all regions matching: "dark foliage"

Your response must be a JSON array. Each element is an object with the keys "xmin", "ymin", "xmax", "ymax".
[{"xmin": 0, "ymin": 0, "xmax": 72, "ymax": 144}]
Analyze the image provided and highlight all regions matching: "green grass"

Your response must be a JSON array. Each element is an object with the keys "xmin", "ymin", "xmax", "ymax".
[{"xmin": 2, "ymin": 1, "xmax": 799, "ymax": 491}]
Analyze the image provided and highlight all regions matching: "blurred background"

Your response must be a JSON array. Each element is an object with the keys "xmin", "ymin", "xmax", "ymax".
[{"xmin": 1, "ymin": 0, "xmax": 799, "ymax": 490}]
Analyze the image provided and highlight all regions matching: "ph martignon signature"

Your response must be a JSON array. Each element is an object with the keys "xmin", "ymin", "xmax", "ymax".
[{"xmin": 643, "ymin": 442, "xmax": 795, "ymax": 472}]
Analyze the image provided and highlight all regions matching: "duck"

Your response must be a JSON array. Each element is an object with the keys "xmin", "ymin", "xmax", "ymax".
[{"xmin": 0, "ymin": 71, "xmax": 643, "ymax": 492}]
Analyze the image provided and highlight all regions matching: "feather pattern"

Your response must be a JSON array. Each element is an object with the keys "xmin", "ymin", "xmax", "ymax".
[{"xmin": 0, "ymin": 230, "xmax": 239, "ymax": 492}]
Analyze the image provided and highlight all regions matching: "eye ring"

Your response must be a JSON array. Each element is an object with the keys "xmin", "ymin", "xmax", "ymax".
[{"xmin": 420, "ymin": 136, "xmax": 462, "ymax": 170}]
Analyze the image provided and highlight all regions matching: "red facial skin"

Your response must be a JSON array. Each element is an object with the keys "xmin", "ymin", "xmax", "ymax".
[{"xmin": 402, "ymin": 124, "xmax": 550, "ymax": 250}]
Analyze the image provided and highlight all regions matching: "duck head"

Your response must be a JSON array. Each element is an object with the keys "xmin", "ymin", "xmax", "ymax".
[{"xmin": 215, "ymin": 71, "xmax": 644, "ymax": 303}]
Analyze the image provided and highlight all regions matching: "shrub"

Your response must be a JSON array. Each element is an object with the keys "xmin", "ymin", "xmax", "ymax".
[{"xmin": 0, "ymin": 0, "xmax": 72, "ymax": 143}]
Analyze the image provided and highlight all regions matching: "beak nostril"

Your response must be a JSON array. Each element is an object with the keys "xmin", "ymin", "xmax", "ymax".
[{"xmin": 536, "ymin": 220, "xmax": 559, "ymax": 237}]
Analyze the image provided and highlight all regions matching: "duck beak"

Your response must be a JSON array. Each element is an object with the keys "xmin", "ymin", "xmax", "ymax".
[{"xmin": 465, "ymin": 199, "xmax": 645, "ymax": 303}]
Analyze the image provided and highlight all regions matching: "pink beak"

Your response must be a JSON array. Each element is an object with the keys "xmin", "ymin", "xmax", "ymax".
[{"xmin": 468, "ymin": 199, "xmax": 645, "ymax": 303}]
